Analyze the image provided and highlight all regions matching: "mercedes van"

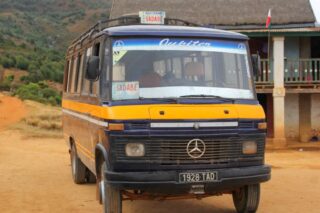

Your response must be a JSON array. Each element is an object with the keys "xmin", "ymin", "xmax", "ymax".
[{"xmin": 62, "ymin": 12, "xmax": 270, "ymax": 213}]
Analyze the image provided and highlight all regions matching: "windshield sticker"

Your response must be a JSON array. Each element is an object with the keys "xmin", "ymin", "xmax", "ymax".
[
  {"xmin": 112, "ymin": 38, "xmax": 247, "ymax": 54},
  {"xmin": 113, "ymin": 50, "xmax": 127, "ymax": 65},
  {"xmin": 112, "ymin": 81, "xmax": 140, "ymax": 100}
]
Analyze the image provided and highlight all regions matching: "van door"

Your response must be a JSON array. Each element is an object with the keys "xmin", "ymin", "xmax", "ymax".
[{"xmin": 86, "ymin": 41, "xmax": 104, "ymax": 172}]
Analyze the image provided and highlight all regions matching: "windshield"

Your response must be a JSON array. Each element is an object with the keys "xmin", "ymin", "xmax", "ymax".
[{"xmin": 111, "ymin": 38, "xmax": 254, "ymax": 101}]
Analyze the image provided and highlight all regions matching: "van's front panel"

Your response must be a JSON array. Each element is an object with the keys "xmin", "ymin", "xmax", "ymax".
[{"xmin": 103, "ymin": 115, "xmax": 270, "ymax": 194}]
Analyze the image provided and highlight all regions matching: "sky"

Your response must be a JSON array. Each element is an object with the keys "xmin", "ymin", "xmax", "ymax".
[{"xmin": 310, "ymin": 0, "xmax": 320, "ymax": 24}]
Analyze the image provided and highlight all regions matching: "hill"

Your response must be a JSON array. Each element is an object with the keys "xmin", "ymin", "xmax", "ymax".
[{"xmin": 0, "ymin": 0, "xmax": 112, "ymax": 84}]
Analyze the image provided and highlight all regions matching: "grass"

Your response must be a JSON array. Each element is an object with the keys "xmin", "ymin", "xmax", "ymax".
[
  {"xmin": 11, "ymin": 99, "xmax": 63, "ymax": 138},
  {"xmin": 24, "ymin": 114, "xmax": 62, "ymax": 130}
]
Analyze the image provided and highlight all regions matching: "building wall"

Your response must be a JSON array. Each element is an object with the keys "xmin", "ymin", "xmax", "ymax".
[
  {"xmin": 299, "ymin": 94, "xmax": 312, "ymax": 142},
  {"xmin": 283, "ymin": 93, "xmax": 319, "ymax": 141},
  {"xmin": 285, "ymin": 93, "xmax": 299, "ymax": 139},
  {"xmin": 311, "ymin": 94, "xmax": 320, "ymax": 129}
]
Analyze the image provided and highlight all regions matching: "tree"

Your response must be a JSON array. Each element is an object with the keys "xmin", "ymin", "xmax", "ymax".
[
  {"xmin": 0, "ymin": 56, "xmax": 15, "ymax": 68},
  {"xmin": 15, "ymin": 55, "xmax": 29, "ymax": 70}
]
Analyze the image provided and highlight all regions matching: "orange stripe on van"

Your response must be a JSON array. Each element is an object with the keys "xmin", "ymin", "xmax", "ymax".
[{"xmin": 62, "ymin": 99, "xmax": 265, "ymax": 120}]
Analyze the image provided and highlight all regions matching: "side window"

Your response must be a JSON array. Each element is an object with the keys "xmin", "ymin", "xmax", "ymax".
[
  {"xmin": 204, "ymin": 56, "xmax": 214, "ymax": 86},
  {"xmin": 154, "ymin": 60, "xmax": 166, "ymax": 77},
  {"xmin": 76, "ymin": 53, "xmax": 85, "ymax": 93},
  {"xmin": 90, "ymin": 42, "xmax": 101, "ymax": 96},
  {"xmin": 82, "ymin": 47, "xmax": 92, "ymax": 95},
  {"xmin": 172, "ymin": 58, "xmax": 182, "ymax": 78},
  {"xmin": 67, "ymin": 57, "xmax": 74, "ymax": 93},
  {"xmin": 73, "ymin": 54, "xmax": 83, "ymax": 93},
  {"xmin": 223, "ymin": 53, "xmax": 238, "ymax": 87},
  {"xmin": 63, "ymin": 60, "xmax": 70, "ymax": 92},
  {"xmin": 70, "ymin": 56, "xmax": 78, "ymax": 93}
]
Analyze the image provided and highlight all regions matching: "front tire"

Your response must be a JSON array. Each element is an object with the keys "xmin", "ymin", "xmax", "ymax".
[
  {"xmin": 232, "ymin": 184, "xmax": 260, "ymax": 213},
  {"xmin": 100, "ymin": 162, "xmax": 122, "ymax": 213},
  {"xmin": 70, "ymin": 144, "xmax": 86, "ymax": 184}
]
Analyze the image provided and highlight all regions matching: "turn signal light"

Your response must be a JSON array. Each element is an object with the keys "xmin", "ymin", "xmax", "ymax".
[
  {"xmin": 258, "ymin": 122, "xmax": 267, "ymax": 130},
  {"xmin": 108, "ymin": 123, "xmax": 124, "ymax": 131}
]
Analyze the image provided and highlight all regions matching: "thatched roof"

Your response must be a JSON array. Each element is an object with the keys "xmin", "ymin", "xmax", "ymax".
[{"xmin": 110, "ymin": 0, "xmax": 316, "ymax": 28}]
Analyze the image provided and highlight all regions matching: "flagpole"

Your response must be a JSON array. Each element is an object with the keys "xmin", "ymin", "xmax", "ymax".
[
  {"xmin": 266, "ymin": 9, "xmax": 272, "ymax": 77},
  {"xmin": 267, "ymin": 28, "xmax": 270, "ymax": 73}
]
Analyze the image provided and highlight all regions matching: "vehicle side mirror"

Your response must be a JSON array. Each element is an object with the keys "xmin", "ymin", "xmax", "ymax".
[
  {"xmin": 251, "ymin": 54, "xmax": 261, "ymax": 77},
  {"xmin": 86, "ymin": 56, "xmax": 100, "ymax": 81}
]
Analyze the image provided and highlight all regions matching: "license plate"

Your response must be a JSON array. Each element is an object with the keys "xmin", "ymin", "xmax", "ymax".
[{"xmin": 179, "ymin": 171, "xmax": 218, "ymax": 183}]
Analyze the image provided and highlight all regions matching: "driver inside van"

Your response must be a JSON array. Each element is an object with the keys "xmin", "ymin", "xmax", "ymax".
[{"xmin": 138, "ymin": 63, "xmax": 162, "ymax": 87}]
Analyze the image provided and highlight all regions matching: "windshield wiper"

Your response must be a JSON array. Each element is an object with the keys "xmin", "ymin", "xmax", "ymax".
[
  {"xmin": 179, "ymin": 94, "xmax": 233, "ymax": 102},
  {"xmin": 138, "ymin": 97, "xmax": 178, "ymax": 103}
]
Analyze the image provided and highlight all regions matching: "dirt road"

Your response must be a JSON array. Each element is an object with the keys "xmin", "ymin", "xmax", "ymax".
[
  {"xmin": 0, "ymin": 95, "xmax": 320, "ymax": 212},
  {"xmin": 0, "ymin": 129, "xmax": 320, "ymax": 213}
]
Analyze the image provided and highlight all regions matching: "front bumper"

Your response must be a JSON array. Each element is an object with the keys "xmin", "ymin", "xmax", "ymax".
[{"xmin": 105, "ymin": 165, "xmax": 271, "ymax": 194}]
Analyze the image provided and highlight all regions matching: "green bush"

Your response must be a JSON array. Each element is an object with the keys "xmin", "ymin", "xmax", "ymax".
[
  {"xmin": 15, "ymin": 55, "xmax": 29, "ymax": 70},
  {"xmin": 15, "ymin": 83, "xmax": 43, "ymax": 102},
  {"xmin": 42, "ymin": 87, "xmax": 59, "ymax": 98},
  {"xmin": 0, "ymin": 56, "xmax": 15, "ymax": 68},
  {"xmin": 15, "ymin": 82, "xmax": 61, "ymax": 106}
]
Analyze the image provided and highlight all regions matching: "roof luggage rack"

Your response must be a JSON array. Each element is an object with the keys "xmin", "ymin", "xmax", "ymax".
[{"xmin": 69, "ymin": 14, "xmax": 200, "ymax": 49}]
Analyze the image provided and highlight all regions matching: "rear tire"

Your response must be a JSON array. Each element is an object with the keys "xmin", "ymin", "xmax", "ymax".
[
  {"xmin": 70, "ymin": 144, "xmax": 86, "ymax": 184},
  {"xmin": 100, "ymin": 162, "xmax": 122, "ymax": 213},
  {"xmin": 232, "ymin": 184, "xmax": 260, "ymax": 213}
]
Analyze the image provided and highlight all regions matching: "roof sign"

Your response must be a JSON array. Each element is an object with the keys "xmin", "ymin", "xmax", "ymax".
[{"xmin": 139, "ymin": 11, "xmax": 166, "ymax": 24}]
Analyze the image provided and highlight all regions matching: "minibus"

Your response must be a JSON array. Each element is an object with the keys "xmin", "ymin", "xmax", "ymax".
[{"xmin": 63, "ymin": 12, "xmax": 270, "ymax": 213}]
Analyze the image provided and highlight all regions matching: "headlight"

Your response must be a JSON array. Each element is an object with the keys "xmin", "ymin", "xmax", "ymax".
[
  {"xmin": 242, "ymin": 141, "xmax": 257, "ymax": 154},
  {"xmin": 125, "ymin": 143, "xmax": 145, "ymax": 157}
]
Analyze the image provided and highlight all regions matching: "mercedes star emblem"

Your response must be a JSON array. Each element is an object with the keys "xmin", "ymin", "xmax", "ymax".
[{"xmin": 186, "ymin": 139, "xmax": 206, "ymax": 159}]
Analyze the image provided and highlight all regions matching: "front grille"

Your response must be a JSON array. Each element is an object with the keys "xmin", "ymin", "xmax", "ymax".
[{"xmin": 112, "ymin": 136, "xmax": 265, "ymax": 166}]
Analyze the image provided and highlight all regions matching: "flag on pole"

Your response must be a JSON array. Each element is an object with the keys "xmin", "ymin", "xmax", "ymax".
[{"xmin": 265, "ymin": 9, "xmax": 271, "ymax": 28}]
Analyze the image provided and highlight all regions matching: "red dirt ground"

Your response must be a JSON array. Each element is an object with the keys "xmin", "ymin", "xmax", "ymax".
[{"xmin": 0, "ymin": 93, "xmax": 26, "ymax": 130}]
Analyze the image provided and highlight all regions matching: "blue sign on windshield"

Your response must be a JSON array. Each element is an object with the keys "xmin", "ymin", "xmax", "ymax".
[{"xmin": 112, "ymin": 38, "xmax": 247, "ymax": 54}]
